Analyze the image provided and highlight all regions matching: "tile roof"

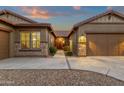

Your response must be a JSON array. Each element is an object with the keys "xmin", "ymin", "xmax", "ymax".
[{"xmin": 54, "ymin": 31, "xmax": 70, "ymax": 37}]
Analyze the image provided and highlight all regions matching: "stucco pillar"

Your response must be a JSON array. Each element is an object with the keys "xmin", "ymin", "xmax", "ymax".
[
  {"xmin": 40, "ymin": 42, "xmax": 48, "ymax": 56},
  {"xmin": 9, "ymin": 32, "xmax": 15, "ymax": 57},
  {"xmin": 15, "ymin": 42, "xmax": 21, "ymax": 56}
]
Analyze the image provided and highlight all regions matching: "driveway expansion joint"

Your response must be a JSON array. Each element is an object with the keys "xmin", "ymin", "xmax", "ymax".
[
  {"xmin": 65, "ymin": 56, "xmax": 71, "ymax": 69},
  {"xmin": 106, "ymin": 68, "xmax": 111, "ymax": 76}
]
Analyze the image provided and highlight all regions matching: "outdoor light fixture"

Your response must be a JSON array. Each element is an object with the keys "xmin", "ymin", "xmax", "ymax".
[
  {"xmin": 79, "ymin": 36, "xmax": 86, "ymax": 44},
  {"xmin": 33, "ymin": 38, "xmax": 36, "ymax": 41}
]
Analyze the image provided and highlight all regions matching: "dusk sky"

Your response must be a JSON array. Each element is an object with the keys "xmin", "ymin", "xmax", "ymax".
[{"xmin": 0, "ymin": 6, "xmax": 124, "ymax": 31}]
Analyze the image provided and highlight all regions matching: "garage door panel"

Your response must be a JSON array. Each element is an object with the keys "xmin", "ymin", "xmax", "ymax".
[
  {"xmin": 119, "ymin": 35, "xmax": 124, "ymax": 56},
  {"xmin": 87, "ymin": 34, "xmax": 97, "ymax": 56},
  {"xmin": 87, "ymin": 34, "xmax": 124, "ymax": 56},
  {"xmin": 95, "ymin": 35, "xmax": 108, "ymax": 56},
  {"xmin": 0, "ymin": 31, "xmax": 9, "ymax": 59},
  {"xmin": 108, "ymin": 35, "xmax": 119, "ymax": 56},
  {"xmin": 87, "ymin": 34, "xmax": 108, "ymax": 56}
]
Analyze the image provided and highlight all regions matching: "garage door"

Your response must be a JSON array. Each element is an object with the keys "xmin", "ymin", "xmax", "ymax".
[
  {"xmin": 87, "ymin": 34, "xmax": 124, "ymax": 56},
  {"xmin": 0, "ymin": 31, "xmax": 9, "ymax": 59}
]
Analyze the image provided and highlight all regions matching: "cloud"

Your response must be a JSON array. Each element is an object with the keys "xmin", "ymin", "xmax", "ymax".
[
  {"xmin": 21, "ymin": 6, "xmax": 92, "ymax": 19},
  {"xmin": 21, "ymin": 6, "xmax": 52, "ymax": 19},
  {"xmin": 73, "ymin": 6, "xmax": 81, "ymax": 10},
  {"xmin": 21, "ymin": 6, "xmax": 77, "ymax": 19}
]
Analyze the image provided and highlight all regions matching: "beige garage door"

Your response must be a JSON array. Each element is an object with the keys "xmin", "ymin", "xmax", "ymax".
[
  {"xmin": 87, "ymin": 34, "xmax": 124, "ymax": 56},
  {"xmin": 0, "ymin": 31, "xmax": 9, "ymax": 59}
]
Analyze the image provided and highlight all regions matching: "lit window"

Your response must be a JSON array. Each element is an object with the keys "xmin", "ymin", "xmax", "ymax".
[
  {"xmin": 31, "ymin": 32, "xmax": 40, "ymax": 48},
  {"xmin": 21, "ymin": 32, "xmax": 30, "ymax": 48},
  {"xmin": 20, "ymin": 32, "xmax": 40, "ymax": 49}
]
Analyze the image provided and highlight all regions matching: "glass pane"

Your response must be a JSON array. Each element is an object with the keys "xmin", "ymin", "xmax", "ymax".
[
  {"xmin": 21, "ymin": 32, "xmax": 30, "ymax": 48},
  {"xmin": 31, "ymin": 32, "xmax": 40, "ymax": 48}
]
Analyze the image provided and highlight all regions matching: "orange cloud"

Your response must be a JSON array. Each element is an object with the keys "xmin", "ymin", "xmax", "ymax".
[
  {"xmin": 21, "ymin": 6, "xmax": 89, "ymax": 19},
  {"xmin": 73, "ymin": 6, "xmax": 81, "ymax": 10},
  {"xmin": 21, "ymin": 6, "xmax": 51, "ymax": 19}
]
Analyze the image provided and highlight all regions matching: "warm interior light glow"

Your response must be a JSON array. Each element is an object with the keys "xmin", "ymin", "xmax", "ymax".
[
  {"xmin": 78, "ymin": 36, "xmax": 86, "ymax": 56},
  {"xmin": 33, "ymin": 38, "xmax": 36, "ymax": 41},
  {"xmin": 55, "ymin": 37, "xmax": 65, "ymax": 49},
  {"xmin": 78, "ymin": 36, "xmax": 86, "ymax": 43}
]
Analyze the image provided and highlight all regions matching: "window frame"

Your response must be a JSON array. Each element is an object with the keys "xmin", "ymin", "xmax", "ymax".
[{"xmin": 20, "ymin": 31, "xmax": 41, "ymax": 49}]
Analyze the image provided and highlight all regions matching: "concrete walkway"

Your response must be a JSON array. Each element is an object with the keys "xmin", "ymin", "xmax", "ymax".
[
  {"xmin": 54, "ymin": 50, "xmax": 71, "ymax": 69},
  {"xmin": 53, "ymin": 50, "xmax": 65, "ymax": 58},
  {"xmin": 67, "ymin": 56, "xmax": 124, "ymax": 81}
]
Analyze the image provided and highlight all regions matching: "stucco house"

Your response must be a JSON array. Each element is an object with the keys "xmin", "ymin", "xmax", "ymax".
[
  {"xmin": 0, "ymin": 10, "xmax": 56, "ymax": 59},
  {"xmin": 68, "ymin": 10, "xmax": 124, "ymax": 56},
  {"xmin": 1, "ymin": 9, "xmax": 124, "ymax": 59}
]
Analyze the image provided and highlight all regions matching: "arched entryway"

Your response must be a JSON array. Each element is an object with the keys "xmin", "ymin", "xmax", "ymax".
[{"xmin": 55, "ymin": 37, "xmax": 65, "ymax": 49}]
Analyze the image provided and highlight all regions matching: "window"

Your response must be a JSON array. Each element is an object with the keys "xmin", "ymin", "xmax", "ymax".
[
  {"xmin": 20, "ymin": 32, "xmax": 40, "ymax": 49},
  {"xmin": 31, "ymin": 32, "xmax": 40, "ymax": 48},
  {"xmin": 21, "ymin": 32, "xmax": 30, "ymax": 48}
]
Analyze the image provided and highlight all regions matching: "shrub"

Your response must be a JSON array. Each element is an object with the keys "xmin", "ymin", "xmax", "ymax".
[
  {"xmin": 65, "ymin": 51, "xmax": 73, "ymax": 56},
  {"xmin": 63, "ymin": 45, "xmax": 70, "ymax": 51},
  {"xmin": 49, "ymin": 46, "xmax": 57, "ymax": 56}
]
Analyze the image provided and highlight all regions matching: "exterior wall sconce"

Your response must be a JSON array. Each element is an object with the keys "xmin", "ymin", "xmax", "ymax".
[{"xmin": 78, "ymin": 36, "xmax": 86, "ymax": 44}]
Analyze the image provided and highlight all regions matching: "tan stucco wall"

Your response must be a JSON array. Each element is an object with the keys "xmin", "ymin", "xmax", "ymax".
[
  {"xmin": 40, "ymin": 28, "xmax": 48, "ymax": 42},
  {"xmin": 70, "ymin": 31, "xmax": 78, "ymax": 55},
  {"xmin": 79, "ymin": 24, "xmax": 124, "ymax": 35},
  {"xmin": 9, "ymin": 31, "xmax": 16, "ymax": 57},
  {"xmin": 48, "ymin": 31, "xmax": 55, "ymax": 47}
]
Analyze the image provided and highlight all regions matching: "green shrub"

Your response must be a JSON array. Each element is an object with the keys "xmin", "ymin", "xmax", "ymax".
[
  {"xmin": 49, "ymin": 46, "xmax": 57, "ymax": 56},
  {"xmin": 63, "ymin": 46, "xmax": 70, "ymax": 51},
  {"xmin": 65, "ymin": 51, "xmax": 73, "ymax": 56}
]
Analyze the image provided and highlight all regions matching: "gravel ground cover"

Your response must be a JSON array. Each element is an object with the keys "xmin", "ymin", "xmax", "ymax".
[{"xmin": 0, "ymin": 69, "xmax": 123, "ymax": 86}]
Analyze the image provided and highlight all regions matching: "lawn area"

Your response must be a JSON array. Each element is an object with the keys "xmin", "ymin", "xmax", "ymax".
[{"xmin": 0, "ymin": 69, "xmax": 123, "ymax": 86}]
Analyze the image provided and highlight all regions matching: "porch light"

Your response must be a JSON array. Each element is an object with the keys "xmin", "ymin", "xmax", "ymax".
[
  {"xmin": 33, "ymin": 38, "xmax": 36, "ymax": 41},
  {"xmin": 79, "ymin": 36, "xmax": 86, "ymax": 43}
]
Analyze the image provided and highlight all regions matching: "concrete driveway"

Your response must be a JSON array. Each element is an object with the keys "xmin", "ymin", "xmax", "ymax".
[
  {"xmin": 0, "ymin": 57, "xmax": 68, "ymax": 69},
  {"xmin": 0, "ymin": 50, "xmax": 68, "ymax": 69},
  {"xmin": 67, "ymin": 56, "xmax": 124, "ymax": 81},
  {"xmin": 0, "ymin": 52, "xmax": 124, "ymax": 81}
]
